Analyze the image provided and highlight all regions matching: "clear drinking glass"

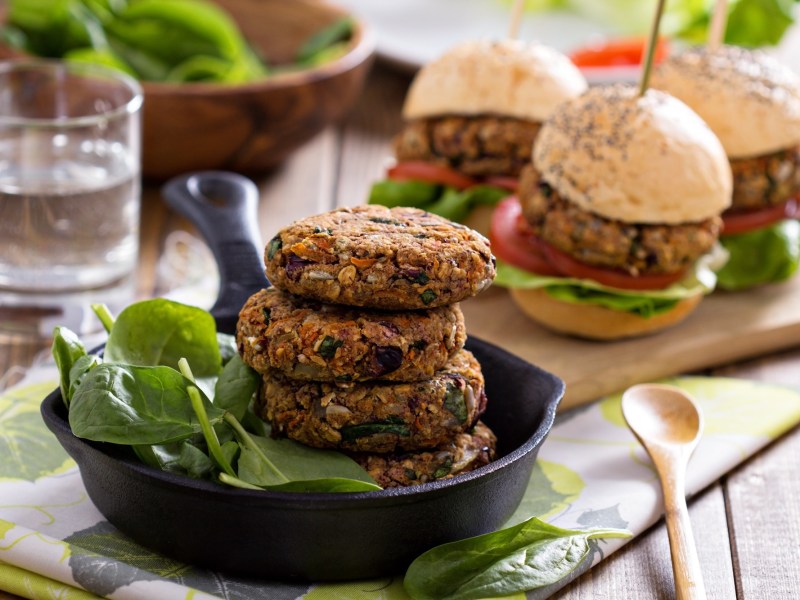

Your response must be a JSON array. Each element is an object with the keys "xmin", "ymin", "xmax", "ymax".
[{"xmin": 0, "ymin": 60, "xmax": 143, "ymax": 292}]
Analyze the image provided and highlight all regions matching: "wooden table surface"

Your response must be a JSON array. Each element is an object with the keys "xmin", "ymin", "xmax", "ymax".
[{"xmin": 2, "ymin": 65, "xmax": 799, "ymax": 600}]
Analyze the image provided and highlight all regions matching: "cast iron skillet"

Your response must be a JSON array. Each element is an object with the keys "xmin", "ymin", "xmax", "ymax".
[{"xmin": 40, "ymin": 172, "xmax": 564, "ymax": 581}]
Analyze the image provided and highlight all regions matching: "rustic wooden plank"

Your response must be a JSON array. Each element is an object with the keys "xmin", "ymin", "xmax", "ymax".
[
  {"xmin": 135, "ymin": 184, "xmax": 171, "ymax": 298},
  {"xmin": 723, "ymin": 427, "xmax": 800, "ymax": 599},
  {"xmin": 461, "ymin": 281, "xmax": 800, "ymax": 411},
  {"xmin": 711, "ymin": 350, "xmax": 800, "ymax": 600},
  {"xmin": 257, "ymin": 128, "xmax": 340, "ymax": 238},
  {"xmin": 335, "ymin": 67, "xmax": 409, "ymax": 207},
  {"xmin": 552, "ymin": 484, "xmax": 736, "ymax": 599},
  {"xmin": 0, "ymin": 340, "xmax": 44, "ymax": 392}
]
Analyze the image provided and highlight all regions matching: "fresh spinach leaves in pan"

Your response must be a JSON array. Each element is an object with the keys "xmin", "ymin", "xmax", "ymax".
[
  {"xmin": 54, "ymin": 298, "xmax": 379, "ymax": 493},
  {"xmin": 54, "ymin": 297, "xmax": 628, "ymax": 590},
  {"xmin": 51, "ymin": 326, "xmax": 87, "ymax": 408}
]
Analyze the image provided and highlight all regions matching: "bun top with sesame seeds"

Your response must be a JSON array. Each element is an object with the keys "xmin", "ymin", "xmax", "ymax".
[
  {"xmin": 652, "ymin": 46, "xmax": 800, "ymax": 159},
  {"xmin": 402, "ymin": 39, "xmax": 587, "ymax": 123},
  {"xmin": 532, "ymin": 84, "xmax": 732, "ymax": 225}
]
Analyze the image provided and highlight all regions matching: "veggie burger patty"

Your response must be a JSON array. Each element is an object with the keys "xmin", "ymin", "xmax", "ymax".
[
  {"xmin": 730, "ymin": 146, "xmax": 800, "ymax": 211},
  {"xmin": 237, "ymin": 287, "xmax": 466, "ymax": 383},
  {"xmin": 353, "ymin": 421, "xmax": 496, "ymax": 488},
  {"xmin": 518, "ymin": 164, "xmax": 722, "ymax": 276},
  {"xmin": 393, "ymin": 115, "xmax": 542, "ymax": 178},
  {"xmin": 259, "ymin": 349, "xmax": 487, "ymax": 453},
  {"xmin": 263, "ymin": 205, "xmax": 496, "ymax": 310}
]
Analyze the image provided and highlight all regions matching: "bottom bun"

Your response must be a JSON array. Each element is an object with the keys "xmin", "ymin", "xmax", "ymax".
[{"xmin": 509, "ymin": 288, "xmax": 703, "ymax": 341}]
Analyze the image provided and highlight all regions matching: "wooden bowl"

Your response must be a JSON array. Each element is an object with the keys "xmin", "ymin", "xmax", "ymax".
[
  {"xmin": 0, "ymin": 0, "xmax": 375, "ymax": 180},
  {"xmin": 140, "ymin": 0, "xmax": 375, "ymax": 179}
]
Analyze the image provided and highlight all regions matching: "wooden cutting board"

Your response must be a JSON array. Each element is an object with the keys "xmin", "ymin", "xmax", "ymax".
[{"xmin": 461, "ymin": 278, "xmax": 800, "ymax": 411}]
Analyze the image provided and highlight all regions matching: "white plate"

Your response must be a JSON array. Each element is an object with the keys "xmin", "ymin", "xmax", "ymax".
[{"xmin": 336, "ymin": 0, "xmax": 640, "ymax": 83}]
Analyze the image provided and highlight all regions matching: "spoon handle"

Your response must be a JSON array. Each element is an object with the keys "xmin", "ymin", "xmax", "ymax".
[{"xmin": 661, "ymin": 465, "xmax": 707, "ymax": 600}]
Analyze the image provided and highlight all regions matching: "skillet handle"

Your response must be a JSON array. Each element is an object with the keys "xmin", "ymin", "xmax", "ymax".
[{"xmin": 161, "ymin": 171, "xmax": 270, "ymax": 334}]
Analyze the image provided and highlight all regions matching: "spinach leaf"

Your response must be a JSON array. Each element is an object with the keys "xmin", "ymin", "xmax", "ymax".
[
  {"xmin": 133, "ymin": 442, "xmax": 184, "ymax": 473},
  {"xmin": 262, "ymin": 478, "xmax": 382, "ymax": 493},
  {"xmin": 341, "ymin": 420, "xmax": 410, "ymax": 441},
  {"xmin": 217, "ymin": 332, "xmax": 238, "ymax": 365},
  {"xmin": 213, "ymin": 354, "xmax": 260, "ymax": 421},
  {"xmin": 103, "ymin": 299, "xmax": 221, "ymax": 376},
  {"xmin": 443, "ymin": 382, "xmax": 467, "ymax": 424},
  {"xmin": 179, "ymin": 441, "xmax": 215, "ymax": 479},
  {"xmin": 296, "ymin": 16, "xmax": 353, "ymax": 64},
  {"xmin": 220, "ymin": 439, "xmax": 240, "ymax": 468},
  {"xmin": 404, "ymin": 517, "xmax": 630, "ymax": 600},
  {"xmin": 69, "ymin": 363, "xmax": 224, "ymax": 445},
  {"xmin": 317, "ymin": 336, "xmax": 343, "ymax": 359},
  {"xmin": 179, "ymin": 360, "xmax": 236, "ymax": 478},
  {"xmin": 228, "ymin": 417, "xmax": 378, "ymax": 489},
  {"xmin": 135, "ymin": 437, "xmax": 226, "ymax": 480},
  {"xmin": 91, "ymin": 302, "xmax": 116, "ymax": 333},
  {"xmin": 51, "ymin": 326, "xmax": 87, "ymax": 408},
  {"xmin": 67, "ymin": 354, "xmax": 101, "ymax": 404},
  {"xmin": 241, "ymin": 403, "xmax": 271, "ymax": 438},
  {"xmin": 7, "ymin": 0, "xmax": 103, "ymax": 57}
]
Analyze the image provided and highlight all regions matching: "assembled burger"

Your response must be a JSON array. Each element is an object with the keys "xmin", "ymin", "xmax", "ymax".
[
  {"xmin": 369, "ymin": 38, "xmax": 587, "ymax": 234},
  {"xmin": 653, "ymin": 46, "xmax": 800, "ymax": 290},
  {"xmin": 492, "ymin": 84, "xmax": 732, "ymax": 340}
]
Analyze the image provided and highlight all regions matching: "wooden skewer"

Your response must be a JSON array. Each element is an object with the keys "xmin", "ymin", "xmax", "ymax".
[
  {"xmin": 639, "ymin": 0, "xmax": 668, "ymax": 97},
  {"xmin": 508, "ymin": 0, "xmax": 525, "ymax": 39},
  {"xmin": 707, "ymin": 0, "xmax": 728, "ymax": 50}
]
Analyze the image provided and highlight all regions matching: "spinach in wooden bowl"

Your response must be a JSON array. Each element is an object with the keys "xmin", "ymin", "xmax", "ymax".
[{"xmin": 1, "ymin": 0, "xmax": 354, "ymax": 83}]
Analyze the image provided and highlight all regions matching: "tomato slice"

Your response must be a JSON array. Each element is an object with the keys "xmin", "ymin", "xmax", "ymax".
[
  {"xmin": 490, "ymin": 196, "xmax": 561, "ymax": 276},
  {"xmin": 490, "ymin": 197, "xmax": 687, "ymax": 290},
  {"xmin": 387, "ymin": 161, "xmax": 477, "ymax": 191},
  {"xmin": 722, "ymin": 199, "xmax": 798, "ymax": 236},
  {"xmin": 539, "ymin": 241, "xmax": 687, "ymax": 290},
  {"xmin": 569, "ymin": 36, "xmax": 669, "ymax": 68},
  {"xmin": 483, "ymin": 175, "xmax": 519, "ymax": 192}
]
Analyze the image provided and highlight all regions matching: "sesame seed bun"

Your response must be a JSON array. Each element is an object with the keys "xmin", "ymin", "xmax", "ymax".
[
  {"xmin": 402, "ymin": 39, "xmax": 587, "ymax": 123},
  {"xmin": 509, "ymin": 288, "xmax": 703, "ymax": 341},
  {"xmin": 652, "ymin": 46, "xmax": 800, "ymax": 159},
  {"xmin": 533, "ymin": 84, "xmax": 732, "ymax": 225}
]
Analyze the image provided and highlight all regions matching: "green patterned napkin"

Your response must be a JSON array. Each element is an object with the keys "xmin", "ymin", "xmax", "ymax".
[{"xmin": 1, "ymin": 369, "xmax": 799, "ymax": 600}]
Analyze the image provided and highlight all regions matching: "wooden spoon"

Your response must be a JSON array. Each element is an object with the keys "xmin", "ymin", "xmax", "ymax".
[{"xmin": 621, "ymin": 383, "xmax": 707, "ymax": 600}]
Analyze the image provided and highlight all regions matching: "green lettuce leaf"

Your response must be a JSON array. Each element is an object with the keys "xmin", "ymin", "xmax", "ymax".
[
  {"xmin": 716, "ymin": 220, "xmax": 800, "ymax": 290},
  {"xmin": 495, "ymin": 244, "xmax": 728, "ymax": 318},
  {"xmin": 368, "ymin": 179, "xmax": 508, "ymax": 223},
  {"xmin": 368, "ymin": 180, "xmax": 443, "ymax": 209},
  {"xmin": 555, "ymin": 0, "xmax": 799, "ymax": 47},
  {"xmin": 677, "ymin": 0, "xmax": 799, "ymax": 46}
]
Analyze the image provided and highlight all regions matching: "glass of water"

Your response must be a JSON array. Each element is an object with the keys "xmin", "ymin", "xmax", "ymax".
[{"xmin": 0, "ymin": 60, "xmax": 143, "ymax": 292}]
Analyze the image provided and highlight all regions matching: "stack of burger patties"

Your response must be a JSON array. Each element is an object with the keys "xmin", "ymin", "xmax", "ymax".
[{"xmin": 237, "ymin": 204, "xmax": 498, "ymax": 487}]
